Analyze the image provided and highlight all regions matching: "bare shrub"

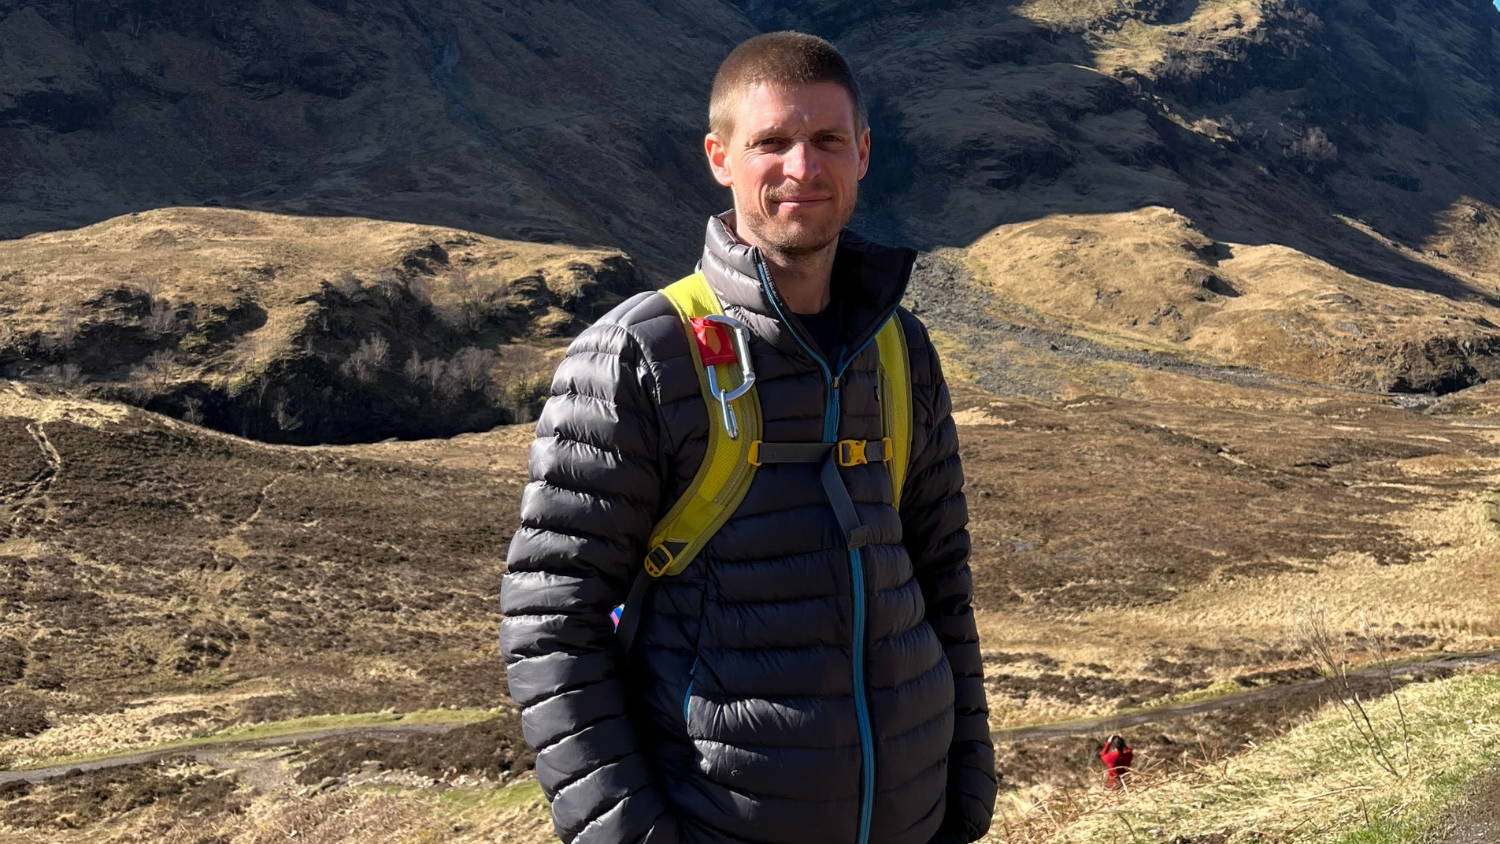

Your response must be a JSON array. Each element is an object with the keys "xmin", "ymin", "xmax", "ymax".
[
  {"xmin": 374, "ymin": 269, "xmax": 406, "ymax": 300},
  {"xmin": 403, "ymin": 349, "xmax": 427, "ymax": 385},
  {"xmin": 182, "ymin": 396, "xmax": 204, "ymax": 426},
  {"xmin": 402, "ymin": 350, "xmax": 448, "ymax": 395},
  {"xmin": 407, "ymin": 275, "xmax": 433, "ymax": 307},
  {"xmin": 438, "ymin": 267, "xmax": 495, "ymax": 331},
  {"xmin": 1287, "ymin": 126, "xmax": 1338, "ymax": 165},
  {"xmin": 144, "ymin": 297, "xmax": 180, "ymax": 336},
  {"xmin": 0, "ymin": 322, "xmax": 17, "ymax": 353},
  {"xmin": 130, "ymin": 349, "xmax": 179, "ymax": 392},
  {"xmin": 330, "ymin": 270, "xmax": 365, "ymax": 301},
  {"xmin": 449, "ymin": 345, "xmax": 497, "ymax": 392},
  {"xmin": 240, "ymin": 334, "xmax": 267, "ymax": 369},
  {"xmin": 1295, "ymin": 609, "xmax": 1411, "ymax": 779},
  {"xmin": 41, "ymin": 363, "xmax": 83, "ymax": 388},
  {"xmin": 339, "ymin": 333, "xmax": 390, "ymax": 384}
]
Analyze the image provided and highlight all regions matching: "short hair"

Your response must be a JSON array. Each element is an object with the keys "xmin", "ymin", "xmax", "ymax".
[{"xmin": 708, "ymin": 31, "xmax": 866, "ymax": 140}]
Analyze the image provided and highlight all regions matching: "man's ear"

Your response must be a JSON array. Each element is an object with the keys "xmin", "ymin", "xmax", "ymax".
[
  {"xmin": 704, "ymin": 132, "xmax": 734, "ymax": 187},
  {"xmin": 856, "ymin": 126, "xmax": 871, "ymax": 180}
]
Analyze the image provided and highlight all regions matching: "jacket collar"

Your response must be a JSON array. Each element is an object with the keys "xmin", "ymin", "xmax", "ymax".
[{"xmin": 697, "ymin": 211, "xmax": 916, "ymax": 365}]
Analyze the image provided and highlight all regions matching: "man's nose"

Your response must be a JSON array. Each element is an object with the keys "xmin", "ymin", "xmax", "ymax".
[{"xmin": 782, "ymin": 141, "xmax": 819, "ymax": 181}]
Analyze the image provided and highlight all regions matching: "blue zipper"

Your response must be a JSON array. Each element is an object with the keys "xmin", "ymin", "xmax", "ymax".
[
  {"xmin": 683, "ymin": 657, "xmax": 699, "ymax": 724},
  {"xmin": 850, "ymin": 546, "xmax": 874, "ymax": 844},
  {"xmin": 756, "ymin": 254, "xmax": 881, "ymax": 844},
  {"xmin": 756, "ymin": 256, "xmax": 837, "ymax": 439}
]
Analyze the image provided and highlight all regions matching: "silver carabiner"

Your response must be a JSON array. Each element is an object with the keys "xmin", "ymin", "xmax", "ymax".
[{"xmin": 703, "ymin": 314, "xmax": 756, "ymax": 440}]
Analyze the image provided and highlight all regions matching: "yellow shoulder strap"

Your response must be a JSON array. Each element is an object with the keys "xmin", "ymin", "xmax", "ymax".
[
  {"xmin": 644, "ymin": 280, "xmax": 915, "ymax": 577},
  {"xmin": 643, "ymin": 273, "xmax": 762, "ymax": 577},
  {"xmin": 875, "ymin": 315, "xmax": 913, "ymax": 510}
]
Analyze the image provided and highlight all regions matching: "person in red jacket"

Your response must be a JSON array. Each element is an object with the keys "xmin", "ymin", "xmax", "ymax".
[{"xmin": 1100, "ymin": 735, "xmax": 1134, "ymax": 789}]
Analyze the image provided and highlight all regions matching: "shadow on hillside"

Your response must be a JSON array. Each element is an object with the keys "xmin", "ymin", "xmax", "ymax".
[
  {"xmin": 0, "ymin": 0, "xmax": 1495, "ymax": 303},
  {"xmin": 831, "ymin": 0, "xmax": 1500, "ymax": 309}
]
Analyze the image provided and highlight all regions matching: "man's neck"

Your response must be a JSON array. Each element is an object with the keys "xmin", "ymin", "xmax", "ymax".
[{"xmin": 728, "ymin": 213, "xmax": 837, "ymax": 315}]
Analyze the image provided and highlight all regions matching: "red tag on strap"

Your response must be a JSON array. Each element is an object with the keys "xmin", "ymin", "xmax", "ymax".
[{"xmin": 691, "ymin": 318, "xmax": 737, "ymax": 366}]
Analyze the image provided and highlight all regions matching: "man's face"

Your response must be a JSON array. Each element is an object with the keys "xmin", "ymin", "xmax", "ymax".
[{"xmin": 705, "ymin": 81, "xmax": 871, "ymax": 257}]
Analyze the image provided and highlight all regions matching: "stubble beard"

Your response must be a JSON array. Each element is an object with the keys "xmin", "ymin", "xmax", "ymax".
[{"xmin": 740, "ymin": 188, "xmax": 856, "ymax": 262}]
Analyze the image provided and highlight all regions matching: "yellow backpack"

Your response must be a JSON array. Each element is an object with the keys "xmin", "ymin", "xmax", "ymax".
[{"xmin": 614, "ymin": 271, "xmax": 913, "ymax": 651}]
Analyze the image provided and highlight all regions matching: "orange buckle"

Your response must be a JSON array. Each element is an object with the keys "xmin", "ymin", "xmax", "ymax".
[
  {"xmin": 748, "ymin": 440, "xmax": 763, "ymax": 466},
  {"xmin": 644, "ymin": 544, "xmax": 674, "ymax": 577},
  {"xmin": 837, "ymin": 439, "xmax": 868, "ymax": 467}
]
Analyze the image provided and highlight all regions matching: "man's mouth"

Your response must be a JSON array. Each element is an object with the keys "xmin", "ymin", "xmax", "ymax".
[{"xmin": 773, "ymin": 196, "xmax": 832, "ymax": 210}]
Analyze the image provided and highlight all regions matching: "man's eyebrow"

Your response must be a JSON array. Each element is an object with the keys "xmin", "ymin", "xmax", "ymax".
[{"xmin": 745, "ymin": 125, "xmax": 852, "ymax": 142}]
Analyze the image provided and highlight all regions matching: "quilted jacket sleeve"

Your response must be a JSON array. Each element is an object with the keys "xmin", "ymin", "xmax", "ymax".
[
  {"xmin": 500, "ymin": 315, "xmax": 677, "ymax": 844},
  {"xmin": 899, "ymin": 319, "xmax": 997, "ymax": 844}
]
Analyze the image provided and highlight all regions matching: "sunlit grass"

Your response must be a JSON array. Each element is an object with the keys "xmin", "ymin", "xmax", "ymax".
[
  {"xmin": 993, "ymin": 668, "xmax": 1500, "ymax": 842},
  {"xmin": 12, "ymin": 707, "xmax": 498, "ymax": 772}
]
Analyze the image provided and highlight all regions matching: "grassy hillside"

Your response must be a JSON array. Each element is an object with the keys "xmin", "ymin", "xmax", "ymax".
[
  {"xmin": 0, "ymin": 208, "xmax": 635, "ymax": 442},
  {"xmin": 1, "ymin": 0, "xmax": 1499, "ymax": 839},
  {"xmin": 988, "ymin": 667, "xmax": 1500, "ymax": 843}
]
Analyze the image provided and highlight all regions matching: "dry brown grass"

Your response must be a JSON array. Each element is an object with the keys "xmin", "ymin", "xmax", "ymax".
[
  {"xmin": 962, "ymin": 207, "xmax": 1500, "ymax": 393},
  {"xmin": 976, "ymin": 488, "xmax": 1500, "ymax": 729},
  {"xmin": 0, "ymin": 207, "xmax": 625, "ymax": 383},
  {"xmin": 989, "ymin": 667, "xmax": 1500, "ymax": 843}
]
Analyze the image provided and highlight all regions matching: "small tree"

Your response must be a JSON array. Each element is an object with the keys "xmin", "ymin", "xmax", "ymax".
[
  {"xmin": 403, "ymin": 349, "xmax": 427, "ymax": 385},
  {"xmin": 144, "ymin": 297, "xmax": 179, "ymax": 336},
  {"xmin": 182, "ymin": 396, "xmax": 205, "ymax": 426},
  {"xmin": 407, "ymin": 275, "xmax": 433, "ymax": 308},
  {"xmin": 374, "ymin": 270, "xmax": 406, "ymax": 301},
  {"xmin": 438, "ymin": 267, "xmax": 494, "ymax": 331},
  {"xmin": 331, "ymin": 270, "xmax": 366, "ymax": 301},
  {"xmin": 1296, "ymin": 609, "xmax": 1412, "ymax": 780},
  {"xmin": 449, "ymin": 346, "xmax": 497, "ymax": 392},
  {"xmin": 130, "ymin": 349, "xmax": 178, "ymax": 392},
  {"xmin": 340, "ymin": 333, "xmax": 390, "ymax": 383},
  {"xmin": 404, "ymin": 349, "xmax": 449, "ymax": 396},
  {"xmin": 1286, "ymin": 126, "xmax": 1339, "ymax": 175},
  {"xmin": 425, "ymin": 359, "xmax": 449, "ymax": 393}
]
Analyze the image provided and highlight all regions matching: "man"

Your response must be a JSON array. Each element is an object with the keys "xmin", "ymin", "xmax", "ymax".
[{"xmin": 501, "ymin": 31, "xmax": 996, "ymax": 844}]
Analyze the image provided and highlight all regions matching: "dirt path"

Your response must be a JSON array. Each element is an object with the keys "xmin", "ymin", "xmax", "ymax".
[
  {"xmin": 0, "ymin": 421, "xmax": 60, "ymax": 538},
  {"xmin": 992, "ymin": 650, "xmax": 1500, "ymax": 743},
  {"xmin": 10, "ymin": 652, "xmax": 1496, "ymax": 788},
  {"xmin": 1433, "ymin": 765, "xmax": 1500, "ymax": 843},
  {"xmin": 0, "ymin": 722, "xmax": 463, "ymax": 785}
]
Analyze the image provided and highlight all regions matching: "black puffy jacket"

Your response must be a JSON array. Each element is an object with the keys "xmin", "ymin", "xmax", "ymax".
[{"xmin": 500, "ymin": 214, "xmax": 995, "ymax": 844}]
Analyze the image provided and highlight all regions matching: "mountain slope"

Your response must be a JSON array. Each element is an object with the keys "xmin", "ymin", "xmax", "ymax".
[
  {"xmin": 0, "ymin": 0, "xmax": 753, "ymax": 272},
  {"xmin": 4, "ymin": 0, "xmax": 1498, "ymax": 402}
]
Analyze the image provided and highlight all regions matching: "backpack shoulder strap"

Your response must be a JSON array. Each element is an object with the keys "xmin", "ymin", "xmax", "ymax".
[
  {"xmin": 615, "ymin": 272, "xmax": 761, "ymax": 655},
  {"xmin": 643, "ymin": 272, "xmax": 763, "ymax": 577},
  {"xmin": 875, "ymin": 314, "xmax": 913, "ymax": 510}
]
